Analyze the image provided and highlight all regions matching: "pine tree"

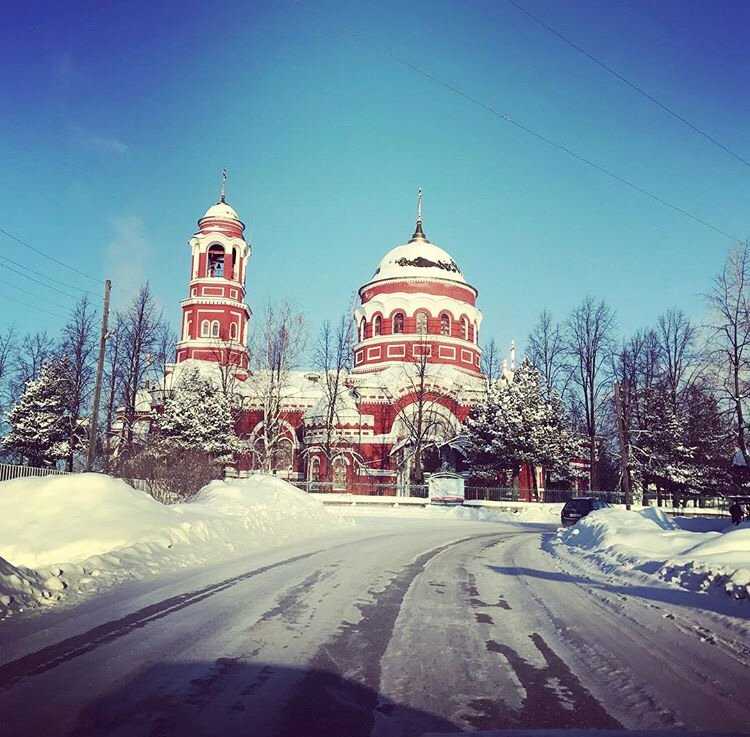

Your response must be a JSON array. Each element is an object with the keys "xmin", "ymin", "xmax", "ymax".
[
  {"xmin": 3, "ymin": 360, "xmax": 72, "ymax": 467},
  {"xmin": 155, "ymin": 367, "xmax": 240, "ymax": 458},
  {"xmin": 462, "ymin": 359, "xmax": 582, "ymax": 483}
]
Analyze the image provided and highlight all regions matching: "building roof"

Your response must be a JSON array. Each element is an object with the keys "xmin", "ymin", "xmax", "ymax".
[
  {"xmin": 371, "ymin": 231, "xmax": 466, "ymax": 285},
  {"xmin": 201, "ymin": 200, "xmax": 241, "ymax": 222}
]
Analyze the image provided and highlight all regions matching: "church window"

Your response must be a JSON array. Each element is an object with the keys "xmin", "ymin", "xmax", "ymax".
[
  {"xmin": 208, "ymin": 244, "xmax": 225, "ymax": 277},
  {"xmin": 200, "ymin": 320, "xmax": 210, "ymax": 338},
  {"xmin": 461, "ymin": 316, "xmax": 469, "ymax": 341},
  {"xmin": 416, "ymin": 312, "xmax": 428, "ymax": 334},
  {"xmin": 373, "ymin": 315, "xmax": 382, "ymax": 336},
  {"xmin": 229, "ymin": 322, "xmax": 238, "ymax": 340},
  {"xmin": 211, "ymin": 320, "xmax": 221, "ymax": 338},
  {"xmin": 308, "ymin": 457, "xmax": 320, "ymax": 487},
  {"xmin": 359, "ymin": 318, "xmax": 366, "ymax": 342},
  {"xmin": 332, "ymin": 456, "xmax": 347, "ymax": 490},
  {"xmin": 440, "ymin": 313, "xmax": 451, "ymax": 336},
  {"xmin": 393, "ymin": 312, "xmax": 405, "ymax": 334}
]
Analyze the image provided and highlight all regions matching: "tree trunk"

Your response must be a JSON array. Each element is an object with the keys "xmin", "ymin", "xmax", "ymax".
[{"xmin": 589, "ymin": 434, "xmax": 597, "ymax": 490}]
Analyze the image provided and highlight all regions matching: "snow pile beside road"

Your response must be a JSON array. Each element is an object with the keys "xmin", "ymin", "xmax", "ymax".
[
  {"xmin": 0, "ymin": 474, "xmax": 181, "ymax": 568},
  {"xmin": 553, "ymin": 507, "xmax": 750, "ymax": 601},
  {"xmin": 442, "ymin": 501, "xmax": 563, "ymax": 524},
  {"xmin": 0, "ymin": 473, "xmax": 349, "ymax": 618}
]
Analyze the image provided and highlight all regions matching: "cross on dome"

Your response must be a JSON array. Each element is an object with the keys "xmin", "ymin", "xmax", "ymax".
[
  {"xmin": 410, "ymin": 187, "xmax": 430, "ymax": 243},
  {"xmin": 219, "ymin": 168, "xmax": 228, "ymax": 204}
]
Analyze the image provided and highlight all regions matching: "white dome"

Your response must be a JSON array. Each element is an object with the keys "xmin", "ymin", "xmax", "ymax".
[
  {"xmin": 372, "ymin": 238, "xmax": 465, "ymax": 284},
  {"xmin": 201, "ymin": 201, "xmax": 241, "ymax": 222}
]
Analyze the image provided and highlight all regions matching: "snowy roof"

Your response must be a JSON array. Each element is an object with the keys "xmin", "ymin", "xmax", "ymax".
[
  {"xmin": 369, "ymin": 229, "xmax": 466, "ymax": 285},
  {"xmin": 201, "ymin": 200, "xmax": 241, "ymax": 222},
  {"xmin": 304, "ymin": 386, "xmax": 368, "ymax": 426}
]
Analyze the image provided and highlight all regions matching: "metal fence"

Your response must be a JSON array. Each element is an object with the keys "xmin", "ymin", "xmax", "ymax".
[{"xmin": 0, "ymin": 462, "xmax": 70, "ymax": 483}]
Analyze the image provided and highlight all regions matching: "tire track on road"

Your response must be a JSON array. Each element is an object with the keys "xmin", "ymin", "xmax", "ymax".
[{"xmin": 274, "ymin": 533, "xmax": 511, "ymax": 737}]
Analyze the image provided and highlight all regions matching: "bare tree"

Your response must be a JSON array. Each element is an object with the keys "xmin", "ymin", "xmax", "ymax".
[
  {"xmin": 706, "ymin": 243, "xmax": 750, "ymax": 464},
  {"xmin": 481, "ymin": 337, "xmax": 501, "ymax": 384},
  {"xmin": 12, "ymin": 331, "xmax": 55, "ymax": 400},
  {"xmin": 151, "ymin": 322, "xmax": 178, "ymax": 395},
  {"xmin": 657, "ymin": 308, "xmax": 697, "ymax": 409},
  {"xmin": 118, "ymin": 284, "xmax": 163, "ymax": 456},
  {"xmin": 103, "ymin": 319, "xmax": 125, "ymax": 471},
  {"xmin": 312, "ymin": 309, "xmax": 354, "ymax": 479},
  {"xmin": 247, "ymin": 301, "xmax": 307, "ymax": 472},
  {"xmin": 0, "ymin": 327, "xmax": 16, "ymax": 416},
  {"xmin": 566, "ymin": 297, "xmax": 616, "ymax": 489},
  {"xmin": 396, "ymin": 336, "xmax": 462, "ymax": 484},
  {"xmin": 527, "ymin": 309, "xmax": 569, "ymax": 398},
  {"xmin": 59, "ymin": 296, "xmax": 97, "ymax": 470}
]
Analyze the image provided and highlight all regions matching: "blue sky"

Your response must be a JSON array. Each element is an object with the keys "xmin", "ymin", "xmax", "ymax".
[{"xmin": 1, "ymin": 0, "xmax": 748, "ymax": 362}]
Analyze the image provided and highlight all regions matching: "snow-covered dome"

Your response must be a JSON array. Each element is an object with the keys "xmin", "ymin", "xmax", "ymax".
[
  {"xmin": 201, "ymin": 200, "xmax": 241, "ymax": 222},
  {"xmin": 304, "ymin": 387, "xmax": 362, "ymax": 425},
  {"xmin": 373, "ymin": 237, "xmax": 465, "ymax": 284}
]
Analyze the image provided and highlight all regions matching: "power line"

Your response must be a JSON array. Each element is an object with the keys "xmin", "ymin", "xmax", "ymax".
[
  {"xmin": 0, "ymin": 287, "xmax": 60, "ymax": 319},
  {"xmin": 507, "ymin": 0, "xmax": 750, "ymax": 171},
  {"xmin": 0, "ymin": 274, "xmax": 67, "ymax": 313},
  {"xmin": 0, "ymin": 260, "xmax": 80, "ymax": 302},
  {"xmin": 0, "ymin": 252, "xmax": 92, "ymax": 297},
  {"xmin": 393, "ymin": 56, "xmax": 740, "ymax": 243},
  {"xmin": 0, "ymin": 226, "xmax": 100, "ymax": 285}
]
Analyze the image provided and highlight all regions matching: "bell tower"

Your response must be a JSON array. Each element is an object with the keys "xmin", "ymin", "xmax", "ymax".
[{"xmin": 174, "ymin": 175, "xmax": 252, "ymax": 375}]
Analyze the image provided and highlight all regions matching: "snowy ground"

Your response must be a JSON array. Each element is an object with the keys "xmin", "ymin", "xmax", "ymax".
[
  {"xmin": 0, "ymin": 473, "xmax": 352, "ymax": 619},
  {"xmin": 549, "ymin": 506, "xmax": 750, "ymax": 601},
  {"xmin": 2, "ymin": 477, "xmax": 750, "ymax": 735}
]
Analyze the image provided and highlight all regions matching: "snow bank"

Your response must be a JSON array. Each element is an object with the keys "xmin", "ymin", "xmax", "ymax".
[
  {"xmin": 437, "ymin": 501, "xmax": 563, "ymax": 524},
  {"xmin": 0, "ymin": 474, "xmax": 180, "ymax": 568},
  {"xmin": 554, "ymin": 507, "xmax": 750, "ymax": 601},
  {"xmin": 0, "ymin": 473, "xmax": 350, "ymax": 619},
  {"xmin": 333, "ymin": 498, "xmax": 563, "ymax": 525}
]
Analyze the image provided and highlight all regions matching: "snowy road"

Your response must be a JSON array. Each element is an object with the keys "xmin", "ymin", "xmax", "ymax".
[{"xmin": 1, "ymin": 517, "xmax": 749, "ymax": 736}]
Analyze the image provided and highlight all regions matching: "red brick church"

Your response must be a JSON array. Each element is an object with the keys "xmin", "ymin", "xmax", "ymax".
[{"xmin": 151, "ymin": 186, "xmax": 554, "ymax": 498}]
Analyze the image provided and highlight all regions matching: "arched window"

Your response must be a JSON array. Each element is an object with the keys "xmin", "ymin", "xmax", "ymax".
[
  {"xmin": 200, "ymin": 320, "xmax": 210, "ymax": 338},
  {"xmin": 474, "ymin": 321, "xmax": 479, "ymax": 343},
  {"xmin": 207, "ymin": 244, "xmax": 225, "ymax": 277},
  {"xmin": 359, "ymin": 318, "xmax": 366, "ymax": 342},
  {"xmin": 308, "ymin": 457, "xmax": 320, "ymax": 488},
  {"xmin": 373, "ymin": 315, "xmax": 382, "ymax": 336},
  {"xmin": 332, "ymin": 457, "xmax": 347, "ymax": 490},
  {"xmin": 211, "ymin": 320, "xmax": 221, "ymax": 338},
  {"xmin": 416, "ymin": 312, "xmax": 428, "ymax": 334},
  {"xmin": 183, "ymin": 314, "xmax": 190, "ymax": 340},
  {"xmin": 272, "ymin": 439, "xmax": 294, "ymax": 471},
  {"xmin": 440, "ymin": 313, "xmax": 451, "ymax": 336},
  {"xmin": 231, "ymin": 247, "xmax": 237, "ymax": 280},
  {"xmin": 393, "ymin": 312, "xmax": 405, "ymax": 334},
  {"xmin": 461, "ymin": 316, "xmax": 469, "ymax": 341},
  {"xmin": 229, "ymin": 322, "xmax": 238, "ymax": 340}
]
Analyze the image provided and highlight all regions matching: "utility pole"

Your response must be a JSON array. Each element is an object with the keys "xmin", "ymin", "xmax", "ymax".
[
  {"xmin": 614, "ymin": 381, "xmax": 632, "ymax": 510},
  {"xmin": 87, "ymin": 279, "xmax": 111, "ymax": 471}
]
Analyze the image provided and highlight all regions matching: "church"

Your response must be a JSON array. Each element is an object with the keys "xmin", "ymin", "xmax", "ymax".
[{"xmin": 149, "ymin": 185, "xmax": 548, "ymax": 498}]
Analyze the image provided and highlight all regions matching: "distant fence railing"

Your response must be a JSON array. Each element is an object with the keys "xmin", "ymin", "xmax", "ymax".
[{"xmin": 0, "ymin": 462, "xmax": 70, "ymax": 483}]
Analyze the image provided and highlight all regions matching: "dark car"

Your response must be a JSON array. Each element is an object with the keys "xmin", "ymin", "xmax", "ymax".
[{"xmin": 561, "ymin": 497, "xmax": 609, "ymax": 527}]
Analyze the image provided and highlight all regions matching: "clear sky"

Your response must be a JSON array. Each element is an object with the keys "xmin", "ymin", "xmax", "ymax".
[{"xmin": 1, "ymin": 0, "xmax": 748, "ymax": 363}]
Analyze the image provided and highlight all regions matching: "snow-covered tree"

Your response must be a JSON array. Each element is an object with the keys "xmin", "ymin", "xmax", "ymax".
[
  {"xmin": 3, "ymin": 360, "xmax": 72, "ymax": 467},
  {"xmin": 462, "ymin": 359, "xmax": 583, "ymax": 487},
  {"xmin": 154, "ymin": 366, "xmax": 240, "ymax": 458}
]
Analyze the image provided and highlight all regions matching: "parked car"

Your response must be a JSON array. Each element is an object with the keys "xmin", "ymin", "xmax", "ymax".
[{"xmin": 561, "ymin": 497, "xmax": 609, "ymax": 527}]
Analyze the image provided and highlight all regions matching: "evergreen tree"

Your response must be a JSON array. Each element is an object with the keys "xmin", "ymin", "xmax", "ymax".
[
  {"xmin": 155, "ymin": 367, "xmax": 240, "ymax": 458},
  {"xmin": 3, "ymin": 360, "xmax": 72, "ymax": 466},
  {"xmin": 462, "ymin": 359, "xmax": 582, "ymax": 484}
]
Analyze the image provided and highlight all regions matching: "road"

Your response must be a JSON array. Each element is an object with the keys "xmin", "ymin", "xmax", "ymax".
[{"xmin": 1, "ymin": 516, "xmax": 749, "ymax": 736}]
